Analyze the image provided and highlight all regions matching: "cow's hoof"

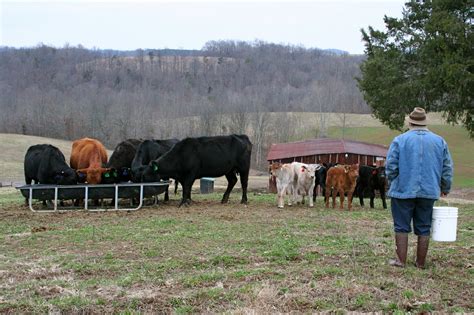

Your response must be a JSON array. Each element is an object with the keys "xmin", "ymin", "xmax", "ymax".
[
  {"xmin": 178, "ymin": 200, "xmax": 192, "ymax": 207},
  {"xmin": 277, "ymin": 205, "xmax": 284, "ymax": 209}
]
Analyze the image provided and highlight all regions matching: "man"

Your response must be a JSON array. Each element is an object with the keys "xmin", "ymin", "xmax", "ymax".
[{"xmin": 386, "ymin": 107, "xmax": 453, "ymax": 268}]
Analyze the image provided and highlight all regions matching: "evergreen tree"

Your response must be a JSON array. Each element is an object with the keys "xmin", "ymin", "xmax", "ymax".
[{"xmin": 358, "ymin": 0, "xmax": 473, "ymax": 137}]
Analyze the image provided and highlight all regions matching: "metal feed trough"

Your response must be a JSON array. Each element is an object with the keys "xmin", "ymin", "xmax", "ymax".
[{"xmin": 16, "ymin": 181, "xmax": 169, "ymax": 212}]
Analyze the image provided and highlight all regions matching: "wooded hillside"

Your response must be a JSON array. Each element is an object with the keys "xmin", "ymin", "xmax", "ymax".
[{"xmin": 0, "ymin": 40, "xmax": 368, "ymax": 168}]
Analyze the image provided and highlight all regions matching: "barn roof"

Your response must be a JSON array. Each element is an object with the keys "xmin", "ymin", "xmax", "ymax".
[{"xmin": 267, "ymin": 138, "xmax": 388, "ymax": 161}]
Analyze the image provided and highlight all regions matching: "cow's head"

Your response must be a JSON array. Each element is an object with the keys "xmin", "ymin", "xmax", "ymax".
[
  {"xmin": 347, "ymin": 164, "xmax": 359, "ymax": 181},
  {"xmin": 269, "ymin": 162, "xmax": 282, "ymax": 177},
  {"xmin": 118, "ymin": 167, "xmax": 132, "ymax": 182},
  {"xmin": 76, "ymin": 167, "xmax": 109, "ymax": 184},
  {"xmin": 131, "ymin": 166, "xmax": 146, "ymax": 183},
  {"xmin": 374, "ymin": 166, "xmax": 387, "ymax": 184},
  {"xmin": 101, "ymin": 168, "xmax": 119, "ymax": 184},
  {"xmin": 76, "ymin": 170, "xmax": 87, "ymax": 183},
  {"xmin": 140, "ymin": 161, "xmax": 162, "ymax": 183},
  {"xmin": 54, "ymin": 168, "xmax": 77, "ymax": 185},
  {"xmin": 301, "ymin": 164, "xmax": 317, "ymax": 179}
]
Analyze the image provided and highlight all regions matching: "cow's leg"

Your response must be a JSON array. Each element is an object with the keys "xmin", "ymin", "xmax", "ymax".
[
  {"xmin": 221, "ymin": 172, "xmax": 238, "ymax": 204},
  {"xmin": 292, "ymin": 187, "xmax": 298, "ymax": 205},
  {"xmin": 369, "ymin": 189, "xmax": 376, "ymax": 208},
  {"xmin": 277, "ymin": 186, "xmax": 284, "ymax": 208},
  {"xmin": 380, "ymin": 189, "xmax": 387, "ymax": 209},
  {"xmin": 332, "ymin": 188, "xmax": 337, "ymax": 208},
  {"xmin": 309, "ymin": 185, "xmax": 315, "ymax": 207},
  {"xmin": 348, "ymin": 191, "xmax": 353, "ymax": 210},
  {"xmin": 179, "ymin": 178, "xmax": 194, "ymax": 207},
  {"xmin": 174, "ymin": 180, "xmax": 179, "ymax": 195},
  {"xmin": 239, "ymin": 169, "xmax": 249, "ymax": 204},
  {"xmin": 312, "ymin": 184, "xmax": 317, "ymax": 203},
  {"xmin": 325, "ymin": 188, "xmax": 330, "ymax": 208},
  {"xmin": 358, "ymin": 186, "xmax": 365, "ymax": 207},
  {"xmin": 286, "ymin": 184, "xmax": 292, "ymax": 206},
  {"xmin": 339, "ymin": 189, "xmax": 345, "ymax": 210}
]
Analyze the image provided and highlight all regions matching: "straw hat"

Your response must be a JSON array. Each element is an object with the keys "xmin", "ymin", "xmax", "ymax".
[{"xmin": 406, "ymin": 107, "xmax": 428, "ymax": 126}]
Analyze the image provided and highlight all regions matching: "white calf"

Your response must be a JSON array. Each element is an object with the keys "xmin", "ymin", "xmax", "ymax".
[
  {"xmin": 291, "ymin": 162, "xmax": 321, "ymax": 207},
  {"xmin": 269, "ymin": 162, "xmax": 295, "ymax": 208}
]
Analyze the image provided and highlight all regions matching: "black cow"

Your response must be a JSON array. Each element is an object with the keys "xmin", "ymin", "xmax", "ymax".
[
  {"xmin": 131, "ymin": 139, "xmax": 179, "ymax": 201},
  {"xmin": 102, "ymin": 139, "xmax": 142, "ymax": 184},
  {"xmin": 312, "ymin": 165, "xmax": 327, "ymax": 202},
  {"xmin": 312, "ymin": 163, "xmax": 339, "ymax": 203},
  {"xmin": 147, "ymin": 134, "xmax": 252, "ymax": 207},
  {"xmin": 24, "ymin": 144, "xmax": 77, "ymax": 206},
  {"xmin": 24, "ymin": 144, "xmax": 77, "ymax": 185},
  {"xmin": 354, "ymin": 165, "xmax": 387, "ymax": 209}
]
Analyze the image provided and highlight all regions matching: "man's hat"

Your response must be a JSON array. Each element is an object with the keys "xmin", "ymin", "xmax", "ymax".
[{"xmin": 406, "ymin": 107, "xmax": 428, "ymax": 126}]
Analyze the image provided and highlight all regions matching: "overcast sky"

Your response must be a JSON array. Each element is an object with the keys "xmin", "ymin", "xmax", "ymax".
[{"xmin": 1, "ymin": 0, "xmax": 406, "ymax": 54}]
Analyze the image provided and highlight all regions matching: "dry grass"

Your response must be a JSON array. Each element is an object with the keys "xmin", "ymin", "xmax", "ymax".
[
  {"xmin": 0, "ymin": 190, "xmax": 473, "ymax": 313},
  {"xmin": 0, "ymin": 134, "xmax": 112, "ymax": 182}
]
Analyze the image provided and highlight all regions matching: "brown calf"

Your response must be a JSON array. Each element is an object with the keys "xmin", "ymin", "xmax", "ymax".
[{"xmin": 325, "ymin": 164, "xmax": 359, "ymax": 210}]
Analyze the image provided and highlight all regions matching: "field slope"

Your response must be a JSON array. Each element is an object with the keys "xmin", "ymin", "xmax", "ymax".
[
  {"xmin": 1, "ymin": 113, "xmax": 473, "ymax": 189},
  {"xmin": 0, "ymin": 134, "xmax": 112, "ymax": 183},
  {"xmin": 326, "ymin": 125, "xmax": 474, "ymax": 188}
]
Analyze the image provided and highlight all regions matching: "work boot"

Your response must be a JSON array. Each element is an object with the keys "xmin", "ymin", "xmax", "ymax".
[
  {"xmin": 415, "ymin": 235, "xmax": 430, "ymax": 269},
  {"xmin": 388, "ymin": 232, "xmax": 408, "ymax": 267}
]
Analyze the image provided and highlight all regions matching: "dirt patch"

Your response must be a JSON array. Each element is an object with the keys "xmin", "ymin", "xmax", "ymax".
[
  {"xmin": 448, "ymin": 188, "xmax": 474, "ymax": 202},
  {"xmin": 31, "ymin": 226, "xmax": 55, "ymax": 233}
]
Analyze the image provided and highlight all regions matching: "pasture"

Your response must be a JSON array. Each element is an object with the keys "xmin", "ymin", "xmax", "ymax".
[{"xmin": 0, "ymin": 189, "xmax": 473, "ymax": 313}]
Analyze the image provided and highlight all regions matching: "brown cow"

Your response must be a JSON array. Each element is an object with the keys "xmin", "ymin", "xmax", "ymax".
[
  {"xmin": 325, "ymin": 164, "xmax": 359, "ymax": 210},
  {"xmin": 70, "ymin": 138, "xmax": 109, "ymax": 184}
]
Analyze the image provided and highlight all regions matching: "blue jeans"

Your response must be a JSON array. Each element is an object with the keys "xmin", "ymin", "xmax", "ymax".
[{"xmin": 391, "ymin": 197, "xmax": 436, "ymax": 236}]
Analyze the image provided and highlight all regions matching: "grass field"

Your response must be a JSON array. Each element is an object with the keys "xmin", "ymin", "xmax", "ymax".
[{"xmin": 0, "ymin": 189, "xmax": 473, "ymax": 313}]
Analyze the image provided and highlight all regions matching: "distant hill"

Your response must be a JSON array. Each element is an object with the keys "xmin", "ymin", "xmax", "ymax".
[
  {"xmin": 323, "ymin": 48, "xmax": 349, "ymax": 55},
  {"xmin": 0, "ymin": 41, "xmax": 369, "ymax": 154}
]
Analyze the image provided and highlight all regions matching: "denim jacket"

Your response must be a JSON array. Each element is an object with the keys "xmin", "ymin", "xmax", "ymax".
[{"xmin": 386, "ymin": 128, "xmax": 453, "ymax": 200}]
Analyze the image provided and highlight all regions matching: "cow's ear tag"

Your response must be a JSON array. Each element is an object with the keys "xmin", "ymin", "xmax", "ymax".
[
  {"xmin": 104, "ymin": 172, "xmax": 110, "ymax": 178},
  {"xmin": 113, "ymin": 171, "xmax": 118, "ymax": 177},
  {"xmin": 153, "ymin": 164, "xmax": 158, "ymax": 172}
]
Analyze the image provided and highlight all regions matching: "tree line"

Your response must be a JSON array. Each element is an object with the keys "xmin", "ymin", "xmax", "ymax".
[{"xmin": 0, "ymin": 41, "xmax": 369, "ymax": 169}]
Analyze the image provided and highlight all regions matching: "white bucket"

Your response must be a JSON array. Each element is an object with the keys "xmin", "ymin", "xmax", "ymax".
[{"xmin": 431, "ymin": 206, "xmax": 458, "ymax": 242}]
